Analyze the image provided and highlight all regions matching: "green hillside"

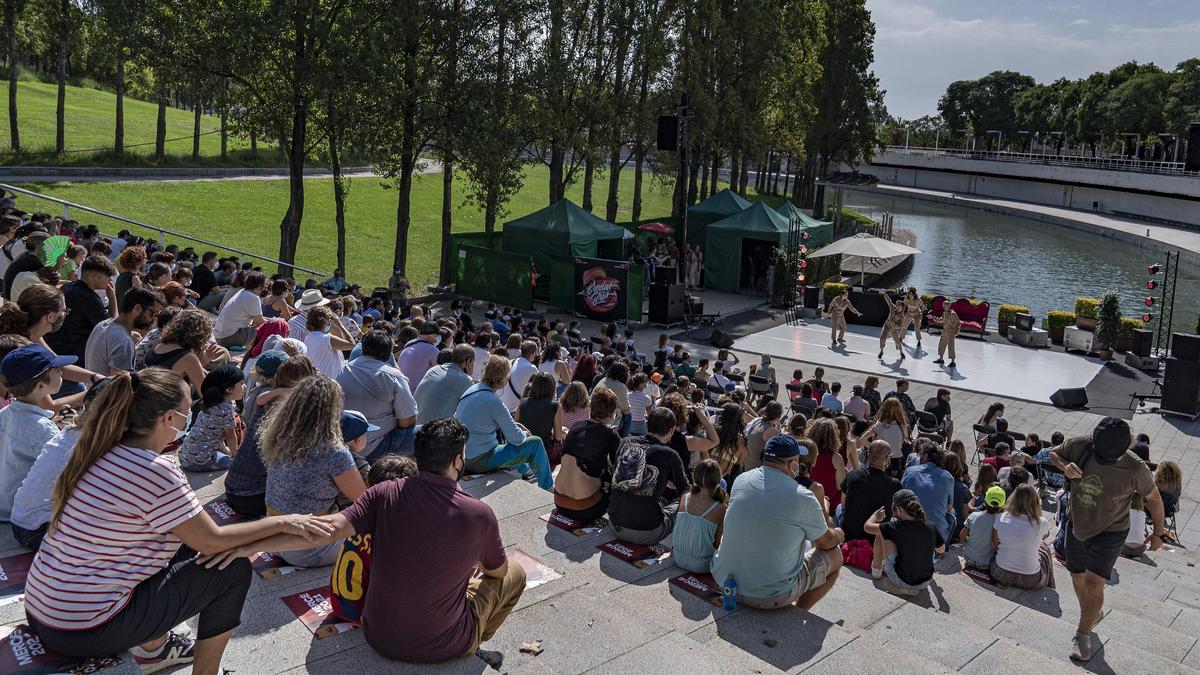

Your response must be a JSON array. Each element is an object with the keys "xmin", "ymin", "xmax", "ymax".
[{"xmin": 0, "ymin": 81, "xmax": 270, "ymax": 165}]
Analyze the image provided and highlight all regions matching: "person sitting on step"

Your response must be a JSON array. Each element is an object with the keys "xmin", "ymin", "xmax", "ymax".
[{"xmin": 865, "ymin": 488, "xmax": 943, "ymax": 597}]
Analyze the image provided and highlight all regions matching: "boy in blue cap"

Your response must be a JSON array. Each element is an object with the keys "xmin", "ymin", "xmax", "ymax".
[{"xmin": 0, "ymin": 344, "xmax": 76, "ymax": 523}]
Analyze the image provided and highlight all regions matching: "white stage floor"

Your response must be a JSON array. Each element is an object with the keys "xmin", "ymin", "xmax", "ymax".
[{"xmin": 732, "ymin": 320, "xmax": 1105, "ymax": 403}]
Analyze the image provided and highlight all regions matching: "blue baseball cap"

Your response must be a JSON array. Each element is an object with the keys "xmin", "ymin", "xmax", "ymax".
[
  {"xmin": 1, "ymin": 344, "xmax": 76, "ymax": 388},
  {"xmin": 340, "ymin": 410, "xmax": 380, "ymax": 442},
  {"xmin": 254, "ymin": 350, "xmax": 287, "ymax": 378},
  {"xmin": 762, "ymin": 434, "xmax": 807, "ymax": 461}
]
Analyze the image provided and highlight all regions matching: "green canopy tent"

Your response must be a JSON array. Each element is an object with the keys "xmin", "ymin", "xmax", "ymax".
[
  {"xmin": 702, "ymin": 202, "xmax": 795, "ymax": 293},
  {"xmin": 773, "ymin": 201, "xmax": 835, "ymax": 247},
  {"xmin": 685, "ymin": 188, "xmax": 751, "ymax": 247},
  {"xmin": 502, "ymin": 199, "xmax": 630, "ymax": 276}
]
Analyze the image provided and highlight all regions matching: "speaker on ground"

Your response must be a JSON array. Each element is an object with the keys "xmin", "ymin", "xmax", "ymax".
[
  {"xmin": 1050, "ymin": 388, "xmax": 1088, "ymax": 408},
  {"xmin": 710, "ymin": 329, "xmax": 734, "ymax": 349},
  {"xmin": 1015, "ymin": 313, "xmax": 1035, "ymax": 332},
  {"xmin": 648, "ymin": 283, "xmax": 684, "ymax": 325},
  {"xmin": 1172, "ymin": 332, "xmax": 1200, "ymax": 361},
  {"xmin": 1162, "ymin": 357, "xmax": 1200, "ymax": 417},
  {"xmin": 1131, "ymin": 329, "xmax": 1153, "ymax": 358}
]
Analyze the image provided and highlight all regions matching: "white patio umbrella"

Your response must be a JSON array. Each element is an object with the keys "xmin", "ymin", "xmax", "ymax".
[{"xmin": 806, "ymin": 233, "xmax": 923, "ymax": 288}]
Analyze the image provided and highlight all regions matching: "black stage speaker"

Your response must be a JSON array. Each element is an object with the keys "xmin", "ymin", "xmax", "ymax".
[
  {"xmin": 648, "ymin": 283, "xmax": 684, "ymax": 324},
  {"xmin": 1050, "ymin": 388, "xmax": 1089, "ymax": 408},
  {"xmin": 1186, "ymin": 123, "xmax": 1200, "ymax": 172},
  {"xmin": 1162, "ymin": 357, "xmax": 1200, "ymax": 416},
  {"xmin": 657, "ymin": 116, "xmax": 680, "ymax": 152},
  {"xmin": 710, "ymin": 329, "xmax": 734, "ymax": 349},
  {"xmin": 1172, "ymin": 332, "xmax": 1200, "ymax": 361},
  {"xmin": 687, "ymin": 295, "xmax": 704, "ymax": 315},
  {"xmin": 1015, "ymin": 313, "xmax": 1034, "ymax": 332},
  {"xmin": 802, "ymin": 285, "xmax": 820, "ymax": 309},
  {"xmin": 654, "ymin": 266, "xmax": 677, "ymax": 286},
  {"xmin": 1132, "ymin": 328, "xmax": 1153, "ymax": 358}
]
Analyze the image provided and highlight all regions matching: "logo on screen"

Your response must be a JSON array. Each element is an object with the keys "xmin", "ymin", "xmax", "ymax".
[{"xmin": 581, "ymin": 266, "xmax": 620, "ymax": 313}]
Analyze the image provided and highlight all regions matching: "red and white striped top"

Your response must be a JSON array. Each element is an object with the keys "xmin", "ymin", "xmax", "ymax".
[{"xmin": 24, "ymin": 444, "xmax": 202, "ymax": 630}]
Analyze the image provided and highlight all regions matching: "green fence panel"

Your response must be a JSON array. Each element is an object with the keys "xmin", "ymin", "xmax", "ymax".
[
  {"xmin": 626, "ymin": 263, "xmax": 644, "ymax": 323},
  {"xmin": 456, "ymin": 245, "xmax": 534, "ymax": 310},
  {"xmin": 549, "ymin": 255, "xmax": 574, "ymax": 310},
  {"xmin": 445, "ymin": 232, "xmax": 505, "ymax": 286}
]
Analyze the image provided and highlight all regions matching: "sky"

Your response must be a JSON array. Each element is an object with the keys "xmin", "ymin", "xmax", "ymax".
[{"xmin": 868, "ymin": 0, "xmax": 1200, "ymax": 119}]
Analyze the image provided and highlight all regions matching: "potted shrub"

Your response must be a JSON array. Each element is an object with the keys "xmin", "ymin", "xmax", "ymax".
[
  {"xmin": 1116, "ymin": 317, "xmax": 1145, "ymax": 352},
  {"xmin": 1075, "ymin": 297, "xmax": 1099, "ymax": 330},
  {"xmin": 1094, "ymin": 291, "xmax": 1120, "ymax": 359},
  {"xmin": 997, "ymin": 304, "xmax": 1030, "ymax": 337},
  {"xmin": 1046, "ymin": 311, "xmax": 1075, "ymax": 345},
  {"xmin": 822, "ymin": 282, "xmax": 848, "ymax": 309}
]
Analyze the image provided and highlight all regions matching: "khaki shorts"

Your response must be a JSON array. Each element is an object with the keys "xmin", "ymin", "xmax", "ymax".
[{"xmin": 740, "ymin": 546, "xmax": 832, "ymax": 610}]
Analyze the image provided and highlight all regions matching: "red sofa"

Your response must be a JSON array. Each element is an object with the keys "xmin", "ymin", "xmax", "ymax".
[{"xmin": 928, "ymin": 296, "xmax": 988, "ymax": 337}]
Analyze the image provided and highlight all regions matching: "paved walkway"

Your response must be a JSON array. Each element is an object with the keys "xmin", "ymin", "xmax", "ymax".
[{"xmin": 854, "ymin": 184, "xmax": 1200, "ymax": 264}]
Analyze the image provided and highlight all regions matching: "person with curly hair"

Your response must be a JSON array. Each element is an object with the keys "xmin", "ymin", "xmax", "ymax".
[
  {"xmin": 146, "ymin": 309, "xmax": 224, "ymax": 395},
  {"xmin": 114, "ymin": 246, "xmax": 147, "ymax": 301},
  {"xmin": 807, "ymin": 418, "xmax": 847, "ymax": 517},
  {"xmin": 709, "ymin": 403, "xmax": 747, "ymax": 479}
]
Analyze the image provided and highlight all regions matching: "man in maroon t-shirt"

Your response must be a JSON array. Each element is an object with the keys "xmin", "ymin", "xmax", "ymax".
[{"xmin": 207, "ymin": 419, "xmax": 525, "ymax": 663}]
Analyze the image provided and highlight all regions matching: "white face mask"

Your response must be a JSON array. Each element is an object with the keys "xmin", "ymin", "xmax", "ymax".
[{"xmin": 169, "ymin": 409, "xmax": 191, "ymax": 442}]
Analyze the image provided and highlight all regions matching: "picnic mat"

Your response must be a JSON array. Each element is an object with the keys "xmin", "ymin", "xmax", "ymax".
[
  {"xmin": 597, "ymin": 540, "xmax": 671, "ymax": 569},
  {"xmin": 0, "ymin": 624, "xmax": 127, "ymax": 674},
  {"xmin": 669, "ymin": 571, "xmax": 723, "ymax": 606},
  {"xmin": 540, "ymin": 511, "xmax": 608, "ymax": 536},
  {"xmin": 252, "ymin": 551, "xmax": 302, "ymax": 579},
  {"xmin": 0, "ymin": 552, "xmax": 35, "ymax": 606},
  {"xmin": 508, "ymin": 548, "xmax": 562, "ymax": 590},
  {"xmin": 282, "ymin": 586, "xmax": 358, "ymax": 639},
  {"xmin": 203, "ymin": 498, "xmax": 250, "ymax": 525}
]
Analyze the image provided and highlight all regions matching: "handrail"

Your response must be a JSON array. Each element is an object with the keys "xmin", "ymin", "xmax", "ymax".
[
  {"xmin": 0, "ymin": 183, "xmax": 326, "ymax": 277},
  {"xmin": 883, "ymin": 147, "xmax": 1200, "ymax": 178}
]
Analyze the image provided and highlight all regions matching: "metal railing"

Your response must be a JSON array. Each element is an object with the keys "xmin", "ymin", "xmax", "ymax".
[
  {"xmin": 0, "ymin": 183, "xmax": 326, "ymax": 277},
  {"xmin": 885, "ymin": 147, "xmax": 1200, "ymax": 178}
]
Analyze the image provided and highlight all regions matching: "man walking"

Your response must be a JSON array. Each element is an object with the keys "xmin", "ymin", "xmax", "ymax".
[{"xmin": 1051, "ymin": 417, "xmax": 1167, "ymax": 662}]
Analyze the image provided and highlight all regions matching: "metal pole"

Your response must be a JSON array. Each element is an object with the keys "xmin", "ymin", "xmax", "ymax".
[
  {"xmin": 934, "ymin": 128, "xmax": 940, "ymax": 150},
  {"xmin": 677, "ymin": 92, "xmax": 689, "ymax": 288}
]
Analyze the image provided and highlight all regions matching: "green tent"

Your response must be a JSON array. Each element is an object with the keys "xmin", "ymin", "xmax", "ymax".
[
  {"xmin": 773, "ymin": 201, "xmax": 835, "ymax": 247},
  {"xmin": 703, "ymin": 202, "xmax": 794, "ymax": 293},
  {"xmin": 502, "ymin": 199, "xmax": 629, "ymax": 275},
  {"xmin": 685, "ymin": 188, "xmax": 751, "ymax": 247}
]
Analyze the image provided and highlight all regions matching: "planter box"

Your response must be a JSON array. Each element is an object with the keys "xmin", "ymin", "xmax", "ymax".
[
  {"xmin": 1114, "ymin": 338, "xmax": 1132, "ymax": 353},
  {"xmin": 1076, "ymin": 317, "xmax": 1098, "ymax": 331},
  {"xmin": 1049, "ymin": 327, "xmax": 1065, "ymax": 344},
  {"xmin": 998, "ymin": 322, "xmax": 1010, "ymax": 337}
]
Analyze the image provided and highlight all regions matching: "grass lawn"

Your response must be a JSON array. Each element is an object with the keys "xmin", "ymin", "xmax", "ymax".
[
  {"xmin": 13, "ymin": 165, "xmax": 700, "ymax": 289},
  {"xmin": 0, "ymin": 81, "xmax": 277, "ymax": 166}
]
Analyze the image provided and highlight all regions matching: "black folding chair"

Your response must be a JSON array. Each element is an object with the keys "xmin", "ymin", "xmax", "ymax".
[
  {"xmin": 971, "ymin": 424, "xmax": 995, "ymax": 465},
  {"xmin": 915, "ymin": 410, "xmax": 943, "ymax": 437},
  {"xmin": 747, "ymin": 375, "xmax": 772, "ymax": 407},
  {"xmin": 706, "ymin": 383, "xmax": 726, "ymax": 404}
]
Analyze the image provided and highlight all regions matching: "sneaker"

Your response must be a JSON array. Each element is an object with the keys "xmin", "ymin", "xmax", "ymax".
[
  {"xmin": 899, "ymin": 353, "xmax": 905, "ymax": 362},
  {"xmin": 871, "ymin": 566, "xmax": 883, "ymax": 579},
  {"xmin": 1070, "ymin": 633, "xmax": 1093, "ymax": 662},
  {"xmin": 838, "ymin": 338, "xmax": 846, "ymax": 344},
  {"xmin": 886, "ymin": 579, "xmax": 920, "ymax": 597},
  {"xmin": 831, "ymin": 341, "xmax": 838, "ymax": 348},
  {"xmin": 948, "ymin": 361, "xmax": 956, "ymax": 368},
  {"xmin": 933, "ymin": 358, "xmax": 944, "ymax": 365},
  {"xmin": 132, "ymin": 632, "xmax": 195, "ymax": 674},
  {"xmin": 878, "ymin": 351, "xmax": 884, "ymax": 359}
]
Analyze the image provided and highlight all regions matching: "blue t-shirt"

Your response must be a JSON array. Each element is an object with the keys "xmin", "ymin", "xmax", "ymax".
[
  {"xmin": 901, "ymin": 462, "xmax": 955, "ymax": 541},
  {"xmin": 711, "ymin": 467, "xmax": 829, "ymax": 599},
  {"xmin": 266, "ymin": 441, "xmax": 357, "ymax": 514}
]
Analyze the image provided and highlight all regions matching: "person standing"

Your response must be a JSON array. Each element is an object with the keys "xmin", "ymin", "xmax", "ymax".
[
  {"xmin": 826, "ymin": 288, "xmax": 861, "ymax": 348},
  {"xmin": 934, "ymin": 305, "xmax": 960, "ymax": 369},
  {"xmin": 898, "ymin": 287, "xmax": 925, "ymax": 348},
  {"xmin": 1050, "ymin": 417, "xmax": 1167, "ymax": 663},
  {"xmin": 877, "ymin": 293, "xmax": 905, "ymax": 362}
]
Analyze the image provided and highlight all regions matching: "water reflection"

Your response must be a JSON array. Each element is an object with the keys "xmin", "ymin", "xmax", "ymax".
[{"xmin": 845, "ymin": 191, "xmax": 1200, "ymax": 334}]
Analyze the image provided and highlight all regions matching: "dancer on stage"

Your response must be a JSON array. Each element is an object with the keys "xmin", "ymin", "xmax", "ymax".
[
  {"xmin": 827, "ymin": 287, "xmax": 862, "ymax": 347},
  {"xmin": 878, "ymin": 293, "xmax": 905, "ymax": 361},
  {"xmin": 935, "ymin": 304, "xmax": 959, "ymax": 368},
  {"xmin": 899, "ymin": 287, "xmax": 925, "ymax": 348}
]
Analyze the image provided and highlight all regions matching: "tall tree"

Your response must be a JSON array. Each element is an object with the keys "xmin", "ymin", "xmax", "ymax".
[
  {"xmin": 807, "ymin": 0, "xmax": 882, "ymax": 176},
  {"xmin": 5, "ymin": 0, "xmax": 27, "ymax": 153}
]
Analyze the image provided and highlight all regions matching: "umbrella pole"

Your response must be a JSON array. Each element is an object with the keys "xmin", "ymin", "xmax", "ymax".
[{"xmin": 860, "ymin": 258, "xmax": 865, "ymax": 290}]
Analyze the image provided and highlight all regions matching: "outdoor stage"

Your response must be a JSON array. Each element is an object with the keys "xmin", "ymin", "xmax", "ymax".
[{"xmin": 731, "ymin": 319, "xmax": 1106, "ymax": 403}]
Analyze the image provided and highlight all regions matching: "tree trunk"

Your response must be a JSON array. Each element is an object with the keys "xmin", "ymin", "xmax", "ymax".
[
  {"xmin": 250, "ymin": 128, "xmax": 257, "ymax": 156},
  {"xmin": 219, "ymin": 78, "xmax": 228, "ymax": 160},
  {"xmin": 728, "ymin": 151, "xmax": 739, "ymax": 194},
  {"xmin": 753, "ymin": 157, "xmax": 764, "ymax": 193},
  {"xmin": 709, "ymin": 151, "xmax": 719, "ymax": 197},
  {"xmin": 114, "ymin": 49, "xmax": 125, "ymax": 157},
  {"xmin": 155, "ymin": 85, "xmax": 167, "ymax": 160},
  {"xmin": 781, "ymin": 155, "xmax": 791, "ymax": 197},
  {"xmin": 6, "ymin": 0, "xmax": 19, "ymax": 153},
  {"xmin": 581, "ymin": 154, "xmax": 594, "ymax": 211},
  {"xmin": 278, "ymin": 110, "xmax": 307, "ymax": 275},
  {"xmin": 55, "ymin": 0, "xmax": 67, "ymax": 154},
  {"xmin": 738, "ymin": 155, "xmax": 749, "ymax": 195},
  {"xmin": 192, "ymin": 85, "xmax": 202, "ymax": 160},
  {"xmin": 484, "ymin": 186, "xmax": 499, "ymax": 232},
  {"xmin": 549, "ymin": 147, "xmax": 565, "ymax": 204},
  {"xmin": 604, "ymin": 146, "xmax": 621, "ymax": 222},
  {"xmin": 439, "ymin": 157, "xmax": 454, "ymax": 284},
  {"xmin": 394, "ymin": 41, "xmax": 419, "ymax": 272},
  {"xmin": 687, "ymin": 159, "xmax": 699, "ymax": 206},
  {"xmin": 699, "ymin": 156, "xmax": 709, "ymax": 199},
  {"xmin": 328, "ymin": 117, "xmax": 347, "ymax": 272},
  {"xmin": 632, "ymin": 149, "xmax": 645, "ymax": 221}
]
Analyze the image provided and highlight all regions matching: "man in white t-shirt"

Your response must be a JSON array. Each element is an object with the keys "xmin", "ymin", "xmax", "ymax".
[
  {"xmin": 212, "ymin": 271, "xmax": 267, "ymax": 349},
  {"xmin": 499, "ymin": 341, "xmax": 539, "ymax": 412}
]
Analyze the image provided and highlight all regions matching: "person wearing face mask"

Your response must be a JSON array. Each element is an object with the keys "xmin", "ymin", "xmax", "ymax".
[
  {"xmin": 0, "ymin": 283, "xmax": 104, "ymax": 405},
  {"xmin": 84, "ymin": 287, "xmax": 166, "ymax": 376},
  {"xmin": 22, "ymin": 368, "xmax": 334, "ymax": 675},
  {"xmin": 711, "ymin": 434, "xmax": 845, "ymax": 611},
  {"xmin": 46, "ymin": 256, "xmax": 119, "ymax": 363}
]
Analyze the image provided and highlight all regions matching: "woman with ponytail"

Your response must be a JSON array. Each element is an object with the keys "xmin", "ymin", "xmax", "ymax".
[
  {"xmin": 23, "ymin": 368, "xmax": 334, "ymax": 675},
  {"xmin": 864, "ymin": 488, "xmax": 943, "ymax": 597}
]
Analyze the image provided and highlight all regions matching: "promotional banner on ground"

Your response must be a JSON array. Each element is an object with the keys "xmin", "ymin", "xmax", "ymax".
[{"xmin": 574, "ymin": 258, "xmax": 628, "ymax": 322}]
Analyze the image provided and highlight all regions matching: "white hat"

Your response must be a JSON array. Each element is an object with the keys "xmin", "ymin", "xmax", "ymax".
[{"xmin": 294, "ymin": 289, "xmax": 330, "ymax": 311}]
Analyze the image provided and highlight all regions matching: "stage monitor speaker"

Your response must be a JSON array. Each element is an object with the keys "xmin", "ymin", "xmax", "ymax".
[
  {"xmin": 687, "ymin": 296, "xmax": 704, "ymax": 315},
  {"xmin": 654, "ymin": 266, "xmax": 677, "ymax": 286},
  {"xmin": 656, "ymin": 116, "xmax": 680, "ymax": 152},
  {"xmin": 802, "ymin": 285, "xmax": 820, "ymax": 309},
  {"xmin": 1131, "ymin": 328, "xmax": 1153, "ymax": 358},
  {"xmin": 1050, "ymin": 387, "xmax": 1088, "ymax": 408},
  {"xmin": 710, "ymin": 329, "xmax": 734, "ymax": 349},
  {"xmin": 1172, "ymin": 332, "xmax": 1200, "ymax": 361},
  {"xmin": 1186, "ymin": 123, "xmax": 1200, "ymax": 172},
  {"xmin": 648, "ymin": 283, "xmax": 684, "ymax": 324},
  {"xmin": 1015, "ymin": 313, "xmax": 1035, "ymax": 332},
  {"xmin": 1162, "ymin": 357, "xmax": 1200, "ymax": 416}
]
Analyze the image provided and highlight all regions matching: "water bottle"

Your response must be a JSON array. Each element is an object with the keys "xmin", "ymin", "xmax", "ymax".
[{"xmin": 722, "ymin": 577, "xmax": 737, "ymax": 611}]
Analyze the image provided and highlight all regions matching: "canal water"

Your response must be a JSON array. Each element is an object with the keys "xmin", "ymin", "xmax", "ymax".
[{"xmin": 844, "ymin": 190, "xmax": 1200, "ymax": 335}]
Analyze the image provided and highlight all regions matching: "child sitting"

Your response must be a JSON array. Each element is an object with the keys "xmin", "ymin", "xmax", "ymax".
[
  {"xmin": 672, "ymin": 459, "xmax": 728, "ymax": 574},
  {"xmin": 627, "ymin": 374, "xmax": 653, "ymax": 436},
  {"xmin": 962, "ymin": 486, "xmax": 1005, "ymax": 570},
  {"xmin": 866, "ymin": 489, "xmax": 944, "ymax": 597},
  {"xmin": 180, "ymin": 364, "xmax": 245, "ymax": 472},
  {"xmin": 330, "ymin": 454, "xmax": 417, "ymax": 625}
]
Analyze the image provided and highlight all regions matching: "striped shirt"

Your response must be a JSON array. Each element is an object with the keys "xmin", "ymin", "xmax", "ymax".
[{"xmin": 24, "ymin": 444, "xmax": 202, "ymax": 630}]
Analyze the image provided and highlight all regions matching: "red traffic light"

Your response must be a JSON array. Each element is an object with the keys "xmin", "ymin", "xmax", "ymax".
[
  {"xmin": 1145, "ymin": 297, "xmax": 1155, "ymax": 307},
  {"xmin": 1142, "ymin": 313, "xmax": 1153, "ymax": 323},
  {"xmin": 1146, "ymin": 280, "xmax": 1159, "ymax": 290},
  {"xmin": 1149, "ymin": 264, "xmax": 1161, "ymax": 275}
]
